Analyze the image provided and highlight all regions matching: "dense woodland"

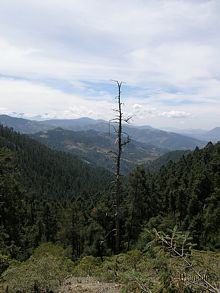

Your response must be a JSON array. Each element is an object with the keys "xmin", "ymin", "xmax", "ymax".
[{"xmin": 0, "ymin": 125, "xmax": 220, "ymax": 292}]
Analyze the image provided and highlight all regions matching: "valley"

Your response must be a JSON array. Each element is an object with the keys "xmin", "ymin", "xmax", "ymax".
[{"xmin": 0, "ymin": 114, "xmax": 209, "ymax": 174}]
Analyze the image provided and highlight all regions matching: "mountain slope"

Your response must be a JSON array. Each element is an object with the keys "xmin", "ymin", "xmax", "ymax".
[
  {"xmin": 148, "ymin": 141, "xmax": 220, "ymax": 249},
  {"xmin": 123, "ymin": 125, "xmax": 206, "ymax": 150},
  {"xmin": 0, "ymin": 114, "xmax": 53, "ymax": 133},
  {"xmin": 31, "ymin": 128, "xmax": 165, "ymax": 173},
  {"xmin": 206, "ymin": 127, "xmax": 220, "ymax": 142},
  {"xmin": 173, "ymin": 127, "xmax": 220, "ymax": 143},
  {"xmin": 0, "ymin": 125, "xmax": 111, "ymax": 198},
  {"xmin": 146, "ymin": 149, "xmax": 191, "ymax": 172},
  {"xmin": 39, "ymin": 117, "xmax": 206, "ymax": 150},
  {"xmin": 41, "ymin": 117, "xmax": 207, "ymax": 150}
]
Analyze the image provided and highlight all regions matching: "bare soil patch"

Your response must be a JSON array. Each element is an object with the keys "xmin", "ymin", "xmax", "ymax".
[{"xmin": 59, "ymin": 277, "xmax": 123, "ymax": 293}]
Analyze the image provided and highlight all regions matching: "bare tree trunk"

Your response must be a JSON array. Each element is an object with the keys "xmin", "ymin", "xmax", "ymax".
[
  {"xmin": 115, "ymin": 81, "xmax": 122, "ymax": 253},
  {"xmin": 111, "ymin": 80, "xmax": 130, "ymax": 254}
]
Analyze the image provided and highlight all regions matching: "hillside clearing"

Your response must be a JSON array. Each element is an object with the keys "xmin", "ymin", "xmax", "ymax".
[{"xmin": 59, "ymin": 277, "xmax": 123, "ymax": 293}]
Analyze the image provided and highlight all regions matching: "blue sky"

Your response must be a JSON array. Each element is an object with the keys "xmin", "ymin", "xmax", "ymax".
[{"xmin": 0, "ymin": 0, "xmax": 220, "ymax": 129}]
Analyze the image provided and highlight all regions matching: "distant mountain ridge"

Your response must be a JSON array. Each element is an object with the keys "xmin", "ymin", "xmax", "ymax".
[
  {"xmin": 170, "ymin": 127, "xmax": 220, "ymax": 142},
  {"xmin": 0, "ymin": 115, "xmax": 207, "ymax": 151},
  {"xmin": 121, "ymin": 125, "xmax": 205, "ymax": 151},
  {"xmin": 206, "ymin": 127, "xmax": 220, "ymax": 141},
  {"xmin": 0, "ymin": 114, "xmax": 54, "ymax": 133}
]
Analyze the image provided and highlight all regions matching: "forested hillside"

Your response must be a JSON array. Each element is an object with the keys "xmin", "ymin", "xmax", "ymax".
[
  {"xmin": 1, "ymin": 125, "xmax": 220, "ymax": 255},
  {"xmin": 142, "ymin": 142, "xmax": 220, "ymax": 250},
  {"xmin": 1, "ymin": 126, "xmax": 220, "ymax": 292},
  {"xmin": 146, "ymin": 149, "xmax": 190, "ymax": 172},
  {"xmin": 31, "ymin": 127, "xmax": 164, "ymax": 174},
  {"xmin": 0, "ymin": 125, "xmax": 111, "ymax": 198},
  {"xmin": 0, "ymin": 125, "xmax": 112, "ymax": 261}
]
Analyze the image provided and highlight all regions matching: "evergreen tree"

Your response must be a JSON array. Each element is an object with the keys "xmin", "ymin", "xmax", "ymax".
[{"xmin": 126, "ymin": 166, "xmax": 154, "ymax": 249}]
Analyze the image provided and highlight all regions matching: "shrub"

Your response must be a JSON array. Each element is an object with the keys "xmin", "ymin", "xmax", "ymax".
[{"xmin": 2, "ymin": 243, "xmax": 74, "ymax": 293}]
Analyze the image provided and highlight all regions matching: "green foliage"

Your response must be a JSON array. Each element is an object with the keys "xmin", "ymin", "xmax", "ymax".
[
  {"xmin": 152, "ymin": 226, "xmax": 196, "ymax": 257},
  {"xmin": 0, "ymin": 147, "xmax": 37, "ymax": 260},
  {"xmin": 69, "ymin": 245, "xmax": 219, "ymax": 292},
  {"xmin": 0, "ymin": 126, "xmax": 113, "ymax": 259},
  {"xmin": 1, "ymin": 125, "xmax": 220, "ymax": 293},
  {"xmin": 73, "ymin": 255, "xmax": 102, "ymax": 276},
  {"xmin": 143, "ymin": 142, "xmax": 220, "ymax": 249},
  {"xmin": 126, "ymin": 166, "xmax": 155, "ymax": 249},
  {"xmin": 1, "ymin": 242, "xmax": 220, "ymax": 293},
  {"xmin": 146, "ymin": 227, "xmax": 220, "ymax": 292},
  {"xmin": 2, "ymin": 243, "xmax": 74, "ymax": 293},
  {"xmin": 147, "ymin": 150, "xmax": 190, "ymax": 173},
  {"xmin": 0, "ymin": 125, "xmax": 111, "ymax": 199},
  {"xmin": 122, "ymin": 270, "xmax": 153, "ymax": 293},
  {"xmin": 0, "ymin": 253, "xmax": 10, "ymax": 276}
]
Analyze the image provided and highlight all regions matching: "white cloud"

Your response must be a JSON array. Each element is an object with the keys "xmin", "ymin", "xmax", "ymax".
[
  {"xmin": 0, "ymin": 78, "xmax": 113, "ymax": 119},
  {"xmin": 160, "ymin": 111, "xmax": 191, "ymax": 119},
  {"xmin": 0, "ymin": 0, "xmax": 219, "ymax": 84},
  {"xmin": 131, "ymin": 103, "xmax": 158, "ymax": 118},
  {"xmin": 0, "ymin": 78, "xmax": 187, "ymax": 120},
  {"xmin": 1, "ymin": 77, "xmax": 220, "ymax": 129},
  {"xmin": 0, "ymin": 0, "xmax": 220, "ymax": 128}
]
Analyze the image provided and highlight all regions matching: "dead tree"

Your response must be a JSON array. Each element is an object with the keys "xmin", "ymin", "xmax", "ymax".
[{"xmin": 110, "ymin": 80, "xmax": 131, "ymax": 253}]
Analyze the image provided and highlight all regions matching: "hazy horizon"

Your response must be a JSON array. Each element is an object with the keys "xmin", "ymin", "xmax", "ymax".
[{"xmin": 1, "ymin": 112, "xmax": 219, "ymax": 132}]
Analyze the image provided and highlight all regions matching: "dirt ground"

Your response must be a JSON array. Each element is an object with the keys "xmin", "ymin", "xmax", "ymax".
[{"xmin": 59, "ymin": 277, "xmax": 124, "ymax": 293}]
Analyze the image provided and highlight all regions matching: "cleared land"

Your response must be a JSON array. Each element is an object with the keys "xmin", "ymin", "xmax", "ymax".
[{"xmin": 59, "ymin": 277, "xmax": 123, "ymax": 293}]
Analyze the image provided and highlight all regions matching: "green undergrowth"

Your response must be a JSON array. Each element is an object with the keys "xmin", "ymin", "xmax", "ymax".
[
  {"xmin": 1, "ymin": 243, "xmax": 74, "ymax": 293},
  {"xmin": 1, "ymin": 243, "xmax": 220, "ymax": 293},
  {"xmin": 72, "ymin": 249, "xmax": 220, "ymax": 292}
]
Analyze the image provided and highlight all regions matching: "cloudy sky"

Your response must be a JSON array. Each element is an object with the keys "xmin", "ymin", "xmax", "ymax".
[{"xmin": 0, "ymin": 0, "xmax": 220, "ymax": 129}]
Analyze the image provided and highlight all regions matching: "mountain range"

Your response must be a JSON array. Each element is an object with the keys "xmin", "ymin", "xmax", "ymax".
[
  {"xmin": 169, "ymin": 127, "xmax": 220, "ymax": 142},
  {"xmin": 0, "ymin": 114, "xmax": 209, "ymax": 172},
  {"xmin": 0, "ymin": 114, "xmax": 207, "ymax": 148}
]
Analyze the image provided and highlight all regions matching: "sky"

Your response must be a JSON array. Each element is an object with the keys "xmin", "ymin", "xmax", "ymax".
[{"xmin": 0, "ymin": 0, "xmax": 220, "ymax": 130}]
